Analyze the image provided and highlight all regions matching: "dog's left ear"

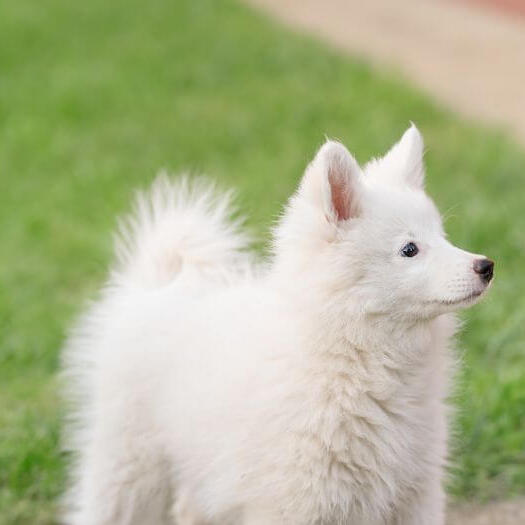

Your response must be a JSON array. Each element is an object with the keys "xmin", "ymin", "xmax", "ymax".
[
  {"xmin": 299, "ymin": 140, "xmax": 362, "ymax": 223},
  {"xmin": 373, "ymin": 124, "xmax": 425, "ymax": 189}
]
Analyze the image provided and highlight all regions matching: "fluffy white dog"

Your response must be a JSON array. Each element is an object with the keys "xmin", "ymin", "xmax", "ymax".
[{"xmin": 62, "ymin": 126, "xmax": 494, "ymax": 525}]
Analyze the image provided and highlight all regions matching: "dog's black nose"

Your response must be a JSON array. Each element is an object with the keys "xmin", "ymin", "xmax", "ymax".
[{"xmin": 473, "ymin": 258, "xmax": 494, "ymax": 283}]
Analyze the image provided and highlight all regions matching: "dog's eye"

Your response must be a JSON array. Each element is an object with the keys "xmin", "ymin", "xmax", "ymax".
[{"xmin": 401, "ymin": 242, "xmax": 419, "ymax": 257}]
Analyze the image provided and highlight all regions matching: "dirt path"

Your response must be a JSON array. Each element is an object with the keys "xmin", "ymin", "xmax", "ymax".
[
  {"xmin": 448, "ymin": 499, "xmax": 525, "ymax": 524},
  {"xmin": 246, "ymin": 0, "xmax": 525, "ymax": 145}
]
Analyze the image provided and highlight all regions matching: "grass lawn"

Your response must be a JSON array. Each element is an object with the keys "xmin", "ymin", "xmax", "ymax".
[{"xmin": 1, "ymin": 0, "xmax": 524, "ymax": 521}]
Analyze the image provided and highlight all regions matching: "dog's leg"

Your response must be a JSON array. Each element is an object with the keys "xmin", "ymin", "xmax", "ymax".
[
  {"xmin": 66, "ymin": 420, "xmax": 171, "ymax": 525},
  {"xmin": 171, "ymin": 488, "xmax": 208, "ymax": 525},
  {"xmin": 395, "ymin": 478, "xmax": 445, "ymax": 525},
  {"xmin": 243, "ymin": 506, "xmax": 286, "ymax": 525}
]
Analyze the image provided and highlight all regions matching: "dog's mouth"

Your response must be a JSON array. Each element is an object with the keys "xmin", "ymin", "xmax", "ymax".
[{"xmin": 438, "ymin": 289, "xmax": 484, "ymax": 306}]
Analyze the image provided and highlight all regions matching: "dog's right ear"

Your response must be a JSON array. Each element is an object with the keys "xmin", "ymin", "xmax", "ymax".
[{"xmin": 299, "ymin": 141, "xmax": 362, "ymax": 223}]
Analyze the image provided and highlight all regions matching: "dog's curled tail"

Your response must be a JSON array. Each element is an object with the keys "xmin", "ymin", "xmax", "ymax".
[{"xmin": 112, "ymin": 174, "xmax": 252, "ymax": 289}]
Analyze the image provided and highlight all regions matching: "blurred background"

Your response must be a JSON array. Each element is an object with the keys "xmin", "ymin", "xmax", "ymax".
[{"xmin": 0, "ymin": 0, "xmax": 523, "ymax": 523}]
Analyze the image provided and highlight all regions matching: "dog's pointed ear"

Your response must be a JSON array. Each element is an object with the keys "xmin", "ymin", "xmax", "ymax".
[
  {"xmin": 299, "ymin": 140, "xmax": 362, "ymax": 223},
  {"xmin": 372, "ymin": 124, "xmax": 425, "ymax": 189}
]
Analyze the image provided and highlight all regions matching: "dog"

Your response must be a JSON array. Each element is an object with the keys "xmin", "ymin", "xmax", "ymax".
[{"xmin": 62, "ymin": 125, "xmax": 494, "ymax": 524}]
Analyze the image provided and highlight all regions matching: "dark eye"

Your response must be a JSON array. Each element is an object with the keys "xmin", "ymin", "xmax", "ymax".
[{"xmin": 401, "ymin": 242, "xmax": 419, "ymax": 257}]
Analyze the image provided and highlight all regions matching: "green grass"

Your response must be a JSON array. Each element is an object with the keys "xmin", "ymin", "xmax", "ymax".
[{"xmin": 1, "ymin": 0, "xmax": 524, "ymax": 521}]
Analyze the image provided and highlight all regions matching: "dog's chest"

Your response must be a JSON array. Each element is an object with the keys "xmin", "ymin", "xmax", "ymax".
[{"xmin": 285, "ymin": 348, "xmax": 437, "ymax": 520}]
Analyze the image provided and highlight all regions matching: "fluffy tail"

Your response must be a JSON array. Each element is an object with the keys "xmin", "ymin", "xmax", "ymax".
[{"xmin": 112, "ymin": 174, "xmax": 252, "ymax": 288}]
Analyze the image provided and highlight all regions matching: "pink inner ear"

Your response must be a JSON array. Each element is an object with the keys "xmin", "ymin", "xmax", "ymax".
[{"xmin": 328, "ymin": 168, "xmax": 351, "ymax": 221}]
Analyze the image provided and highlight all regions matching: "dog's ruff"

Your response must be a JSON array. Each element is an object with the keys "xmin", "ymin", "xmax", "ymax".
[{"xmin": 61, "ymin": 126, "xmax": 492, "ymax": 525}]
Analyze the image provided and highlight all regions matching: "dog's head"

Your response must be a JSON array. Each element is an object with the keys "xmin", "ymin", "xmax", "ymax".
[{"xmin": 275, "ymin": 125, "xmax": 493, "ymax": 320}]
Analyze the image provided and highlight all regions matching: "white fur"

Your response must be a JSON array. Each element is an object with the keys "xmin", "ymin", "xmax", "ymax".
[{"xmin": 61, "ymin": 126, "xmax": 492, "ymax": 525}]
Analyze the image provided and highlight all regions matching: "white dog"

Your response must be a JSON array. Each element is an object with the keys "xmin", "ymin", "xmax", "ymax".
[{"xmin": 62, "ymin": 125, "xmax": 494, "ymax": 525}]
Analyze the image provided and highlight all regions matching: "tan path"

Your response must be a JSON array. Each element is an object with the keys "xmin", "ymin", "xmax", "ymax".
[
  {"xmin": 246, "ymin": 0, "xmax": 525, "ymax": 145},
  {"xmin": 448, "ymin": 499, "xmax": 525, "ymax": 524}
]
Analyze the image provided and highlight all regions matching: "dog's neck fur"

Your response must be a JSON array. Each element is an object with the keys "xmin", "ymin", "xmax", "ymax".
[
  {"xmin": 275, "ymin": 266, "xmax": 455, "ymax": 419},
  {"xmin": 272, "ymin": 266, "xmax": 441, "ymax": 362}
]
